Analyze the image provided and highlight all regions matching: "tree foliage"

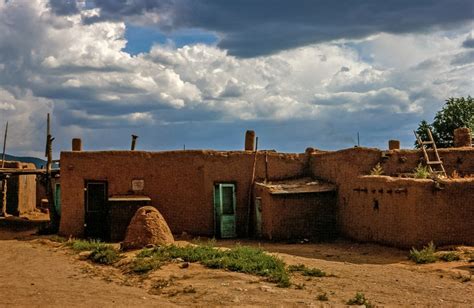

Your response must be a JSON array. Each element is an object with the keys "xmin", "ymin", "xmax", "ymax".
[{"xmin": 415, "ymin": 96, "xmax": 474, "ymax": 148}]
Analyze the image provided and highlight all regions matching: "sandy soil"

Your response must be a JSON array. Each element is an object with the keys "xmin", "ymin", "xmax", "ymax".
[{"xmin": 0, "ymin": 224, "xmax": 472, "ymax": 307}]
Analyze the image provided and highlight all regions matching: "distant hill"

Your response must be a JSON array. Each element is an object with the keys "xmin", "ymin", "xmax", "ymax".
[{"xmin": 2, "ymin": 154, "xmax": 47, "ymax": 169}]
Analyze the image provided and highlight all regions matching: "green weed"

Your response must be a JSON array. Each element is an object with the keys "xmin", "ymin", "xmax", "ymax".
[
  {"xmin": 409, "ymin": 242, "xmax": 437, "ymax": 264},
  {"xmin": 347, "ymin": 292, "xmax": 373, "ymax": 307},
  {"xmin": 65, "ymin": 239, "xmax": 111, "ymax": 252},
  {"xmin": 370, "ymin": 163, "xmax": 384, "ymax": 176},
  {"xmin": 439, "ymin": 251, "xmax": 460, "ymax": 262},
  {"xmin": 288, "ymin": 264, "xmax": 326, "ymax": 277},
  {"xmin": 130, "ymin": 258, "xmax": 163, "ymax": 274},
  {"xmin": 414, "ymin": 163, "xmax": 431, "ymax": 179},
  {"xmin": 88, "ymin": 246, "xmax": 121, "ymax": 265}
]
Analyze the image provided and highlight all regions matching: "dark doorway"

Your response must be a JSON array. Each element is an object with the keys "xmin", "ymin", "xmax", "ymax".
[{"xmin": 84, "ymin": 181, "xmax": 108, "ymax": 240}]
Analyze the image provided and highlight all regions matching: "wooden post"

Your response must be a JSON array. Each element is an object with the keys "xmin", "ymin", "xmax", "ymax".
[
  {"xmin": 131, "ymin": 135, "xmax": 138, "ymax": 150},
  {"xmin": 1, "ymin": 122, "xmax": 7, "ymax": 168},
  {"xmin": 246, "ymin": 136, "xmax": 259, "ymax": 236},
  {"xmin": 44, "ymin": 113, "xmax": 59, "ymax": 232},
  {"xmin": 0, "ymin": 176, "xmax": 6, "ymax": 217},
  {"xmin": 1, "ymin": 122, "xmax": 7, "ymax": 217}
]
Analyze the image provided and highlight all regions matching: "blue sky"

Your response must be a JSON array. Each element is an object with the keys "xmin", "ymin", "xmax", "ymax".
[
  {"xmin": 0, "ymin": 0, "xmax": 473, "ymax": 157},
  {"xmin": 124, "ymin": 26, "xmax": 218, "ymax": 55}
]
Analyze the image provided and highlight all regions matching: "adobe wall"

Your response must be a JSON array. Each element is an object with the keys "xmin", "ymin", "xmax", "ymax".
[
  {"xmin": 338, "ymin": 176, "xmax": 474, "ymax": 248},
  {"xmin": 4, "ymin": 161, "xmax": 36, "ymax": 215},
  {"xmin": 309, "ymin": 147, "xmax": 474, "ymax": 247},
  {"xmin": 255, "ymin": 185, "xmax": 337, "ymax": 241},
  {"xmin": 310, "ymin": 147, "xmax": 474, "ymax": 182},
  {"xmin": 59, "ymin": 150, "xmax": 307, "ymax": 238}
]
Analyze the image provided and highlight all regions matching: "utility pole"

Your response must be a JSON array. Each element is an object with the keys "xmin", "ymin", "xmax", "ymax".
[{"xmin": 1, "ymin": 122, "xmax": 8, "ymax": 217}]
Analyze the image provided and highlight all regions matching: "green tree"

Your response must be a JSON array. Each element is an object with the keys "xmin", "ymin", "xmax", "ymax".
[{"xmin": 415, "ymin": 96, "xmax": 474, "ymax": 148}]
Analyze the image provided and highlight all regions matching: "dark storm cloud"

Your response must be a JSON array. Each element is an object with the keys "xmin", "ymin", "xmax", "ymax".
[
  {"xmin": 48, "ymin": 0, "xmax": 80, "ymax": 15},
  {"xmin": 463, "ymin": 38, "xmax": 474, "ymax": 48},
  {"xmin": 49, "ymin": 0, "xmax": 474, "ymax": 57}
]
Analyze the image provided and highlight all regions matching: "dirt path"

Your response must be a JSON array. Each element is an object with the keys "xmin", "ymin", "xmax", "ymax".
[
  {"xmin": 0, "ymin": 238, "xmax": 177, "ymax": 307},
  {"xmin": 0, "ymin": 227, "xmax": 472, "ymax": 307}
]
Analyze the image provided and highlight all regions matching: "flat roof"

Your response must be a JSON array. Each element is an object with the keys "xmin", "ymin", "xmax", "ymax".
[{"xmin": 256, "ymin": 177, "xmax": 337, "ymax": 195}]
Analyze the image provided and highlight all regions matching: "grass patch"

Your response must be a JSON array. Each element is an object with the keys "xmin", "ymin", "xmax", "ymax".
[
  {"xmin": 64, "ymin": 238, "xmax": 121, "ymax": 265},
  {"xmin": 409, "ymin": 242, "xmax": 437, "ymax": 264},
  {"xmin": 288, "ymin": 264, "xmax": 326, "ymax": 277},
  {"xmin": 346, "ymin": 292, "xmax": 373, "ymax": 307},
  {"xmin": 65, "ymin": 239, "xmax": 111, "ymax": 252},
  {"xmin": 88, "ymin": 246, "xmax": 121, "ymax": 265},
  {"xmin": 439, "ymin": 251, "xmax": 460, "ymax": 262},
  {"xmin": 131, "ymin": 258, "xmax": 163, "ymax": 274},
  {"xmin": 135, "ymin": 244, "xmax": 290, "ymax": 287}
]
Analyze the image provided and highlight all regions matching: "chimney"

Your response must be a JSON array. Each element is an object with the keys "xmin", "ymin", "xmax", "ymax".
[
  {"xmin": 72, "ymin": 138, "xmax": 82, "ymax": 151},
  {"xmin": 245, "ymin": 130, "xmax": 255, "ymax": 151}
]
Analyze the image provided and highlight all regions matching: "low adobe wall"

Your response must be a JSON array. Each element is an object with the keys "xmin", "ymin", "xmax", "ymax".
[
  {"xmin": 59, "ymin": 150, "xmax": 307, "ymax": 238},
  {"xmin": 309, "ymin": 147, "xmax": 474, "ymax": 247},
  {"xmin": 254, "ymin": 184, "xmax": 337, "ymax": 241},
  {"xmin": 310, "ymin": 147, "xmax": 474, "ymax": 182},
  {"xmin": 338, "ymin": 176, "xmax": 474, "ymax": 248}
]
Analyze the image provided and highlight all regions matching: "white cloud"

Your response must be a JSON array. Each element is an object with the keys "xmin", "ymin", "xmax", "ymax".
[{"xmin": 0, "ymin": 0, "xmax": 472, "ymax": 154}]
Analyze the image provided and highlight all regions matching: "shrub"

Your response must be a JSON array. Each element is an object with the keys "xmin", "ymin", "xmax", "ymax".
[
  {"xmin": 347, "ymin": 292, "xmax": 373, "ymax": 307},
  {"xmin": 414, "ymin": 163, "xmax": 431, "ymax": 179},
  {"xmin": 370, "ymin": 163, "xmax": 384, "ymax": 176},
  {"xmin": 88, "ymin": 246, "xmax": 121, "ymax": 265},
  {"xmin": 288, "ymin": 264, "xmax": 326, "ymax": 277},
  {"xmin": 439, "ymin": 252, "xmax": 460, "ymax": 262},
  {"xmin": 409, "ymin": 242, "xmax": 437, "ymax": 264},
  {"xmin": 130, "ymin": 258, "xmax": 163, "ymax": 274}
]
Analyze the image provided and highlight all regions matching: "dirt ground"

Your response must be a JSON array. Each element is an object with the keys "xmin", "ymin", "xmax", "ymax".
[{"xmin": 0, "ymin": 222, "xmax": 472, "ymax": 307}]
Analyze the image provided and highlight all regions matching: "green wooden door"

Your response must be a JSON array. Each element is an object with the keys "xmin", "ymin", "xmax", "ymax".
[
  {"xmin": 54, "ymin": 183, "xmax": 61, "ymax": 216},
  {"xmin": 214, "ymin": 183, "xmax": 236, "ymax": 238}
]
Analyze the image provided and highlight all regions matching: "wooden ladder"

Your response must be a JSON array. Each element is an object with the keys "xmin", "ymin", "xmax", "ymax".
[{"xmin": 414, "ymin": 128, "xmax": 447, "ymax": 177}]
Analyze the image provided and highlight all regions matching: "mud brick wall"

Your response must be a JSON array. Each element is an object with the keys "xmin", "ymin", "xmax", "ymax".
[
  {"xmin": 338, "ymin": 176, "xmax": 474, "ymax": 248},
  {"xmin": 310, "ymin": 147, "xmax": 474, "ymax": 181},
  {"xmin": 309, "ymin": 147, "xmax": 474, "ymax": 248},
  {"xmin": 254, "ymin": 184, "xmax": 337, "ymax": 241},
  {"xmin": 59, "ymin": 150, "xmax": 306, "ymax": 238},
  {"xmin": 4, "ymin": 161, "xmax": 36, "ymax": 215}
]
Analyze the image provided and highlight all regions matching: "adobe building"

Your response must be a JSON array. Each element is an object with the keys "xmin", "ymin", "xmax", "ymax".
[
  {"xmin": 1, "ymin": 161, "xmax": 37, "ymax": 216},
  {"xmin": 58, "ymin": 136, "xmax": 474, "ymax": 248}
]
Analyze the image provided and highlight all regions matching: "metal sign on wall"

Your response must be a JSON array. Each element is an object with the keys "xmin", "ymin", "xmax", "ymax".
[{"xmin": 131, "ymin": 179, "xmax": 145, "ymax": 192}]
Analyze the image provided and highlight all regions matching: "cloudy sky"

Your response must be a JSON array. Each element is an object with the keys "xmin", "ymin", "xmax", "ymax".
[{"xmin": 0, "ymin": 0, "xmax": 473, "ymax": 157}]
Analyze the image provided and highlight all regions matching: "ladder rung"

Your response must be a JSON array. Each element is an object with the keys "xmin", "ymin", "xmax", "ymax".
[
  {"xmin": 427, "ymin": 161, "xmax": 442, "ymax": 165},
  {"xmin": 422, "ymin": 141, "xmax": 434, "ymax": 145}
]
